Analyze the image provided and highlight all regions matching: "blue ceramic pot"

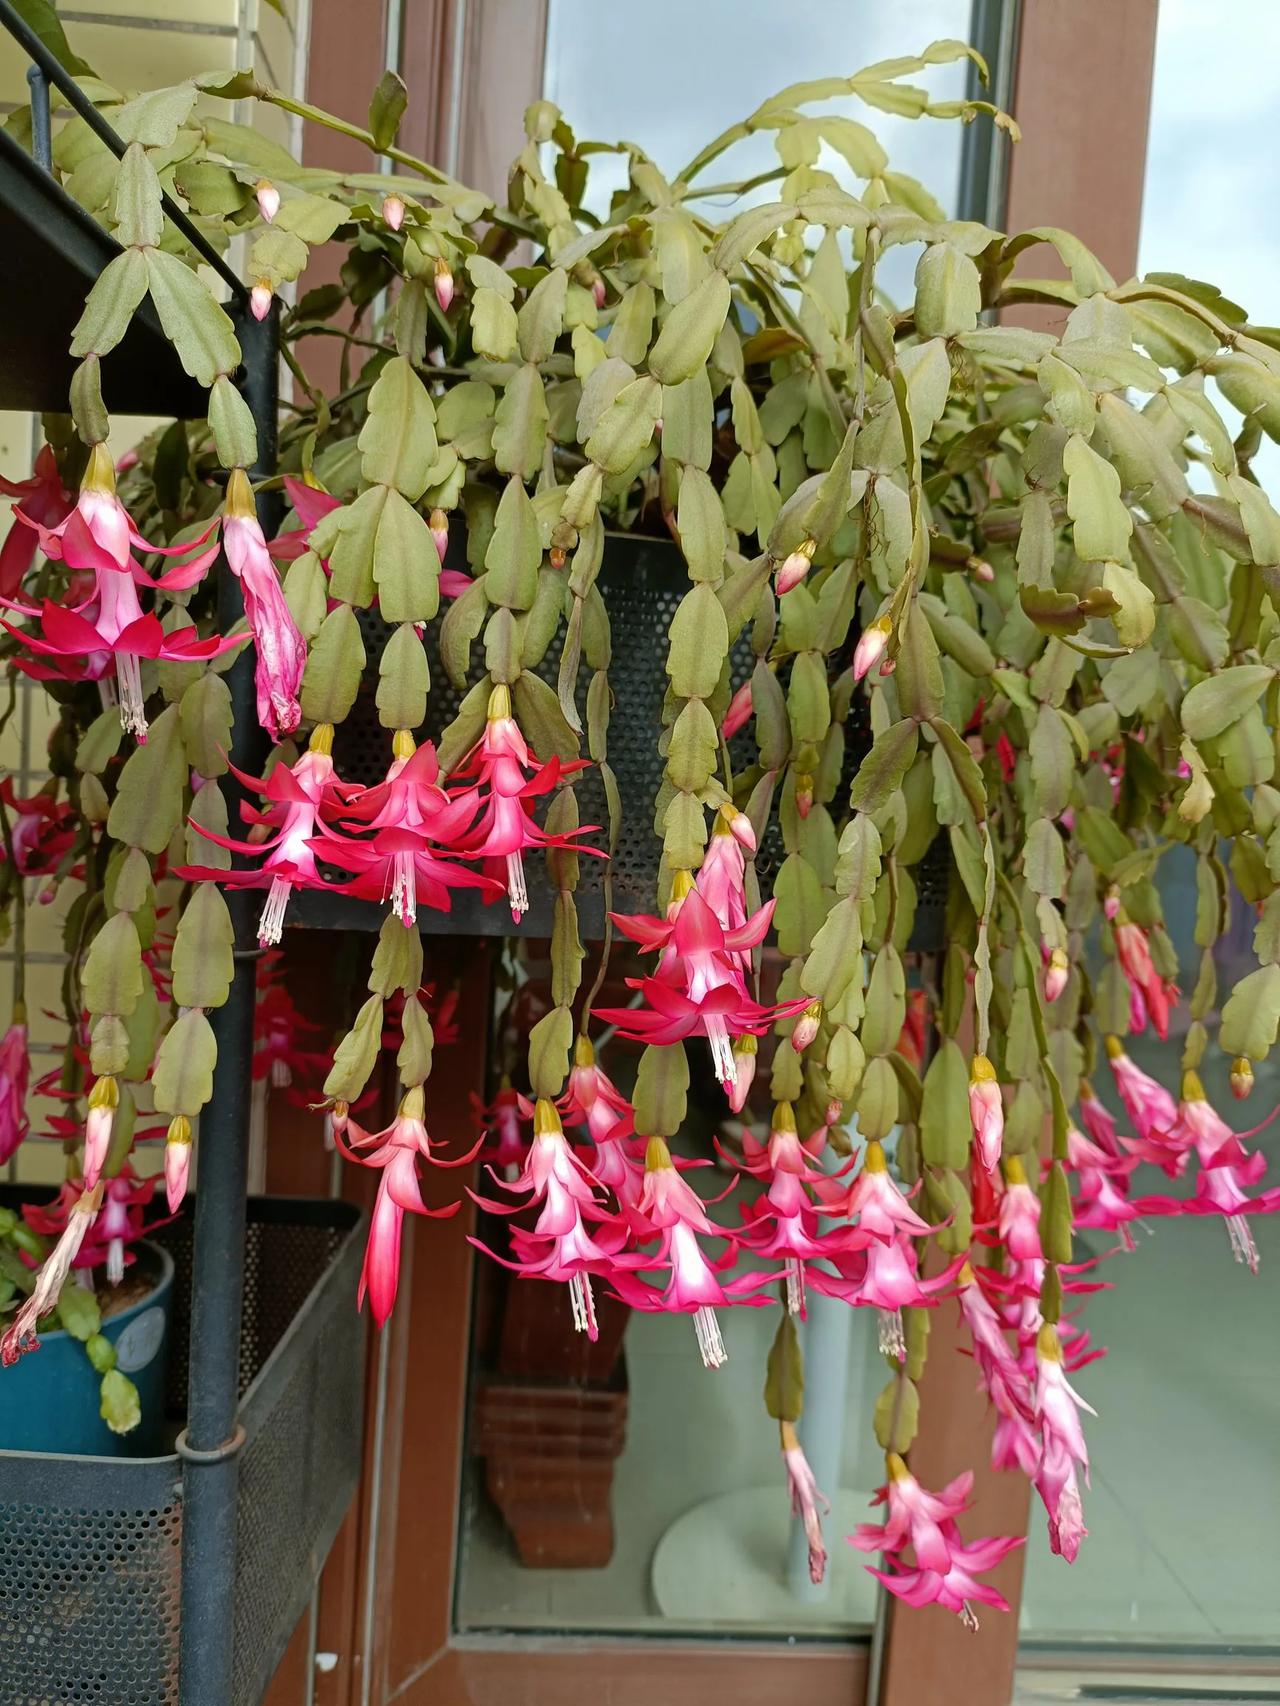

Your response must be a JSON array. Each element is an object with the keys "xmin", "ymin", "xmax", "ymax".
[{"xmin": 0, "ymin": 1238, "xmax": 174, "ymax": 1456}]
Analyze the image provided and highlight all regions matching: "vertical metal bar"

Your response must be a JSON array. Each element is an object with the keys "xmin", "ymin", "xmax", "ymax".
[
  {"xmin": 26, "ymin": 64, "xmax": 51, "ymax": 171},
  {"xmin": 958, "ymin": 0, "xmax": 1022, "ymax": 227},
  {"xmin": 178, "ymin": 302, "xmax": 280, "ymax": 1706}
]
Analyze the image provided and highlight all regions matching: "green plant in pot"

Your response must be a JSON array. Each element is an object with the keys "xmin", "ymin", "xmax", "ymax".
[{"xmin": 4, "ymin": 25, "xmax": 1280, "ymax": 1614}]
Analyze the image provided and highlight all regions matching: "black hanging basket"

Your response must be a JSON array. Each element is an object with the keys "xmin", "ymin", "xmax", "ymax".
[
  {"xmin": 0, "ymin": 1197, "xmax": 365, "ymax": 1706},
  {"xmin": 295, "ymin": 533, "xmax": 948, "ymax": 952}
]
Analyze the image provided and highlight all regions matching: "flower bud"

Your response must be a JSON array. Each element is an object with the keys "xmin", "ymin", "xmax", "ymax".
[
  {"xmin": 792, "ymin": 1001, "xmax": 822, "ymax": 1054},
  {"xmin": 795, "ymin": 772, "xmax": 813, "ymax": 818},
  {"xmin": 382, "ymin": 193, "xmax": 405, "ymax": 231},
  {"xmin": 727, "ymin": 1034, "xmax": 757, "ymax": 1114},
  {"xmin": 968, "ymin": 1053, "xmax": 1004, "ymax": 1174},
  {"xmin": 722, "ymin": 680, "xmax": 753, "ymax": 740},
  {"xmin": 775, "ymin": 539, "xmax": 815, "ymax": 595},
  {"xmin": 1230, "ymin": 1056, "xmax": 1254, "ymax": 1101},
  {"xmin": 971, "ymin": 557, "xmax": 994, "ymax": 583},
  {"xmin": 434, "ymin": 255, "xmax": 455, "ymax": 312},
  {"xmin": 1044, "ymin": 947, "xmax": 1069, "ymax": 1003},
  {"xmin": 728, "ymin": 808, "xmax": 756, "ymax": 852},
  {"xmin": 84, "ymin": 1075, "xmax": 119, "ymax": 1189},
  {"xmin": 549, "ymin": 545, "xmax": 567, "ymax": 569},
  {"xmin": 591, "ymin": 272, "xmax": 606, "ymax": 309},
  {"xmin": 255, "ymin": 178, "xmax": 280, "ymax": 222},
  {"xmin": 1103, "ymin": 886, "xmax": 1120, "ymax": 921},
  {"xmin": 164, "ymin": 1115, "xmax": 193, "ymax": 1213},
  {"xmin": 250, "ymin": 281, "xmax": 273, "ymax": 322},
  {"xmin": 853, "ymin": 616, "xmax": 891, "ymax": 682},
  {"xmin": 428, "ymin": 507, "xmax": 449, "ymax": 562}
]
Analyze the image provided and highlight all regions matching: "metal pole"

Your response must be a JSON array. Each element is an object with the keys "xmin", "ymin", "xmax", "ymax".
[
  {"xmin": 177, "ymin": 303, "xmax": 280, "ymax": 1706},
  {"xmin": 25, "ymin": 64, "xmax": 50, "ymax": 171}
]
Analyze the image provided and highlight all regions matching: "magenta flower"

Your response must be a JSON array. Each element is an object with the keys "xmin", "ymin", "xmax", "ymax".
[
  {"xmin": 775, "ymin": 540, "xmax": 815, "ymax": 595},
  {"xmin": 608, "ymin": 1136, "xmax": 752, "ymax": 1367},
  {"xmin": 598, "ymin": 878, "xmax": 807, "ymax": 1090},
  {"xmin": 223, "ymin": 468, "xmax": 307, "ymax": 741},
  {"xmin": 450, "ymin": 685, "xmax": 597, "ymax": 922},
  {"xmin": 1114, "ymin": 920, "xmax": 1176, "ymax": 1041},
  {"xmin": 1077, "ymin": 1081, "xmax": 1123, "ymax": 1158},
  {"xmin": 734, "ymin": 1105, "xmax": 851, "ymax": 1315},
  {"xmin": 314, "ymin": 732, "xmax": 490, "ymax": 926},
  {"xmin": 1033, "ymin": 1323, "xmax": 1093, "ymax": 1562},
  {"xmin": 1104, "ymin": 1037, "xmax": 1176, "ymax": 1146},
  {"xmin": 1066, "ymin": 1125, "xmax": 1139, "ymax": 1248},
  {"xmin": 179, "ymin": 726, "xmax": 337, "ymax": 944},
  {"xmin": 956, "ymin": 1263, "xmax": 1035, "ymax": 1440},
  {"xmin": 0, "ymin": 1018, "xmax": 30, "ymax": 1166},
  {"xmin": 781, "ymin": 1420, "xmax": 830, "ymax": 1584},
  {"xmin": 470, "ymin": 1096, "xmax": 622, "ymax": 1339},
  {"xmin": 337, "ymin": 1089, "xmax": 462, "ymax": 1326},
  {"xmin": 721, "ymin": 679, "xmax": 753, "ymax": 740},
  {"xmin": 0, "ymin": 445, "xmax": 71, "ymax": 598},
  {"xmin": 83, "ymin": 1074, "xmax": 119, "ymax": 1190},
  {"xmin": 849, "ymin": 1454, "xmax": 1023, "ymax": 1629},
  {"xmin": 997, "ymin": 1159, "xmax": 1042, "ymax": 1263},
  {"xmin": 809, "ymin": 1236, "xmax": 963, "ymax": 1356}
]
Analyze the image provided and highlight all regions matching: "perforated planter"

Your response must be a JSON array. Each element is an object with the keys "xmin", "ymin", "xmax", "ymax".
[
  {"xmin": 0, "ymin": 1198, "xmax": 365, "ymax": 1706},
  {"xmin": 298, "ymin": 532, "xmax": 948, "ymax": 951}
]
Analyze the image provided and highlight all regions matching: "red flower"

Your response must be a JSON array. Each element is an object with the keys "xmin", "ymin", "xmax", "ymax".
[{"xmin": 0, "ymin": 445, "xmax": 72, "ymax": 598}]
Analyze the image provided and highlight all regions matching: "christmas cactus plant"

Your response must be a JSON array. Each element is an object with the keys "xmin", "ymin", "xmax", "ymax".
[{"xmin": 3, "ymin": 28, "xmax": 1280, "ymax": 1623}]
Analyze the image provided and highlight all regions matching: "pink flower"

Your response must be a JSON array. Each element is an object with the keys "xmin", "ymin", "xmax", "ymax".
[
  {"xmin": 434, "ymin": 255, "xmax": 455, "ymax": 311},
  {"xmin": 0, "ymin": 445, "xmax": 72, "ymax": 599},
  {"xmin": 696, "ymin": 813, "xmax": 751, "ymax": 946},
  {"xmin": 96, "ymin": 1171, "xmax": 152, "ymax": 1285},
  {"xmin": 597, "ymin": 878, "xmax": 807, "ymax": 1091},
  {"xmin": 734, "ymin": 1104, "xmax": 848, "ymax": 1315},
  {"xmin": 471, "ymin": 1097, "xmax": 622, "ymax": 1340},
  {"xmin": 339, "ymin": 1089, "xmax": 462, "ymax": 1326},
  {"xmin": 450, "ymin": 684, "xmax": 597, "ymax": 922},
  {"xmin": 1044, "ymin": 947, "xmax": 1068, "ymax": 1003},
  {"xmin": 956, "ymin": 1264, "xmax": 1035, "ymax": 1440},
  {"xmin": 1114, "ymin": 921, "xmax": 1175, "ymax": 1040},
  {"xmin": 314, "ymin": 732, "xmax": 491, "ymax": 925},
  {"xmin": 179, "ymin": 726, "xmax": 337, "ymax": 944},
  {"xmin": 1077, "ymin": 1081, "xmax": 1123, "ymax": 1159},
  {"xmin": 1105, "ymin": 1036, "xmax": 1176, "ymax": 1145},
  {"xmin": 1067, "ymin": 1125, "xmax": 1139, "ymax": 1247},
  {"xmin": 608, "ymin": 1136, "xmax": 750, "ymax": 1367},
  {"xmin": 223, "ymin": 468, "xmax": 307, "ymax": 741},
  {"xmin": 561, "ymin": 1035, "xmax": 633, "ymax": 1147},
  {"xmin": 781, "ymin": 1420, "xmax": 829, "ymax": 1584},
  {"xmin": 0, "ymin": 1018, "xmax": 30, "ymax": 1165},
  {"xmin": 791, "ymin": 1001, "xmax": 821, "ymax": 1053},
  {"xmin": 969, "ymin": 1054, "xmax": 1003, "ymax": 1174},
  {"xmin": 382, "ymin": 193, "xmax": 405, "ymax": 231},
  {"xmin": 428, "ymin": 507, "xmax": 449, "ymax": 563},
  {"xmin": 721, "ymin": 679, "xmax": 753, "ymax": 740},
  {"xmin": 1033, "ymin": 1324, "xmax": 1093, "ymax": 1562},
  {"xmin": 849, "ymin": 1454, "xmax": 1023, "ymax": 1629},
  {"xmin": 852, "ymin": 616, "xmax": 891, "ymax": 682},
  {"xmin": 255, "ymin": 178, "xmax": 280, "ymax": 222},
  {"xmin": 997, "ymin": 1158, "xmax": 1042, "ymax": 1263},
  {"xmin": 0, "ymin": 1185, "xmax": 99, "ymax": 1365}
]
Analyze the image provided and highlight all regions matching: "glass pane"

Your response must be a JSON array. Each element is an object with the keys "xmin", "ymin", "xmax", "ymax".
[
  {"xmin": 455, "ymin": 0, "xmax": 974, "ymax": 1642},
  {"xmin": 540, "ymin": 0, "xmax": 976, "ymax": 303},
  {"xmin": 1021, "ymin": 0, "xmax": 1280, "ymax": 1651}
]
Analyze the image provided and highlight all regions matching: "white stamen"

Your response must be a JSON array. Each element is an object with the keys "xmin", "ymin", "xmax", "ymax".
[
  {"xmin": 878, "ymin": 1307, "xmax": 906, "ymax": 1361},
  {"xmin": 259, "ymin": 874, "xmax": 292, "ymax": 945},
  {"xmin": 107, "ymin": 1239, "xmax": 124, "ymax": 1286},
  {"xmin": 97, "ymin": 676, "xmax": 118, "ymax": 712},
  {"xmin": 704, "ymin": 1011, "xmax": 735, "ymax": 1087},
  {"xmin": 960, "ymin": 1602, "xmax": 979, "ymax": 1633},
  {"xmin": 1227, "ymin": 1213, "xmax": 1259, "ymax": 1273},
  {"xmin": 693, "ymin": 1304, "xmax": 727, "ymax": 1369},
  {"xmin": 115, "ymin": 654, "xmax": 148, "ymax": 740},
  {"xmin": 270, "ymin": 1058, "xmax": 291, "ymax": 1090},
  {"xmin": 506, "ymin": 851, "xmax": 528, "ymax": 922},
  {"xmin": 785, "ymin": 1256, "xmax": 806, "ymax": 1316},
  {"xmin": 391, "ymin": 848, "xmax": 417, "ymax": 927},
  {"xmin": 569, "ymin": 1272, "xmax": 598, "ymax": 1339}
]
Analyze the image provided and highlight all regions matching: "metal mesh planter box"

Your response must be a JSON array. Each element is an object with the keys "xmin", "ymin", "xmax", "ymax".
[
  {"xmin": 0, "ymin": 1197, "xmax": 365, "ymax": 1706},
  {"xmin": 301, "ymin": 533, "xmax": 948, "ymax": 951}
]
